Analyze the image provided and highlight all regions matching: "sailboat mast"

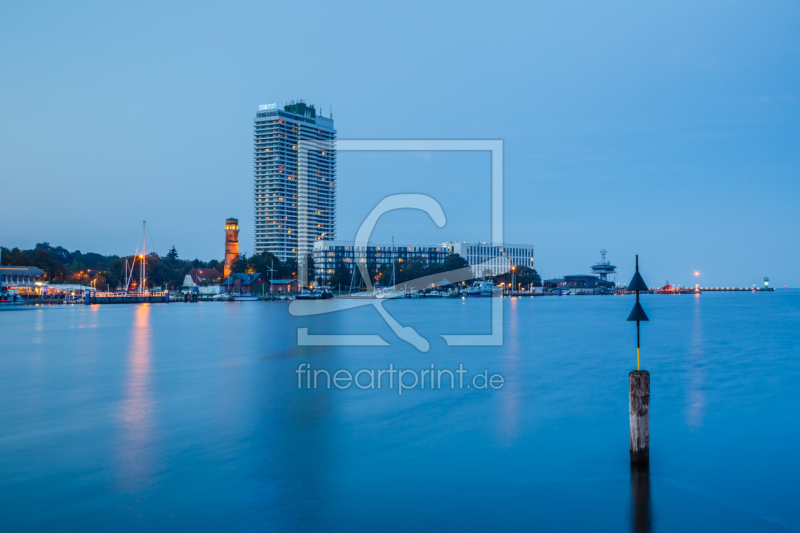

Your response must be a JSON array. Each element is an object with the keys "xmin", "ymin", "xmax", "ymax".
[
  {"xmin": 391, "ymin": 236, "xmax": 396, "ymax": 290},
  {"xmin": 141, "ymin": 220, "xmax": 146, "ymax": 293}
]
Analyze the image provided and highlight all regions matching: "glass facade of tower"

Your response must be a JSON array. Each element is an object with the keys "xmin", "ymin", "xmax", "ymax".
[{"xmin": 253, "ymin": 101, "xmax": 336, "ymax": 261}]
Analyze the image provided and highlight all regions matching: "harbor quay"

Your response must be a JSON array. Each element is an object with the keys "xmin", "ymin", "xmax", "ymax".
[
  {"xmin": 11, "ymin": 284, "xmax": 781, "ymax": 306},
  {"xmin": 3, "ymin": 241, "xmax": 777, "ymax": 306}
]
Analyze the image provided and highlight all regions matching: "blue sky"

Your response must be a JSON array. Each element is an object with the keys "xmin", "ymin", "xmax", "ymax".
[{"xmin": 1, "ymin": 1, "xmax": 798, "ymax": 287}]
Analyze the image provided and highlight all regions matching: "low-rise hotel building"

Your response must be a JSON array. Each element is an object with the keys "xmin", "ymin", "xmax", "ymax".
[
  {"xmin": 313, "ymin": 240, "xmax": 449, "ymax": 282},
  {"xmin": 312, "ymin": 240, "xmax": 534, "ymax": 282}
]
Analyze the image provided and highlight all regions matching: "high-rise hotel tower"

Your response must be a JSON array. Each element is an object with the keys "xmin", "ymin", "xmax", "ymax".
[{"xmin": 253, "ymin": 100, "xmax": 336, "ymax": 262}]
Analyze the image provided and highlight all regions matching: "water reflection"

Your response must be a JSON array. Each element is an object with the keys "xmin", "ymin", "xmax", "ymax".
[
  {"xmin": 213, "ymin": 302, "xmax": 245, "ymax": 442},
  {"xmin": 630, "ymin": 463, "xmax": 652, "ymax": 533},
  {"xmin": 497, "ymin": 297, "xmax": 521, "ymax": 446},
  {"xmin": 34, "ymin": 308, "xmax": 44, "ymax": 342},
  {"xmin": 116, "ymin": 304, "xmax": 156, "ymax": 492},
  {"xmin": 2, "ymin": 293, "xmax": 796, "ymax": 530},
  {"xmin": 686, "ymin": 294, "xmax": 706, "ymax": 427}
]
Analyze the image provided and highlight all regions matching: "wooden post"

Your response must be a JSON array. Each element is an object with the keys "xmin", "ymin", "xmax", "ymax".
[
  {"xmin": 630, "ymin": 461, "xmax": 651, "ymax": 533},
  {"xmin": 629, "ymin": 370, "xmax": 650, "ymax": 464}
]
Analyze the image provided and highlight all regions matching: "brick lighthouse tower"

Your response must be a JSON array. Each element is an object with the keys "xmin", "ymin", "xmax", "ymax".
[{"xmin": 224, "ymin": 218, "xmax": 239, "ymax": 278}]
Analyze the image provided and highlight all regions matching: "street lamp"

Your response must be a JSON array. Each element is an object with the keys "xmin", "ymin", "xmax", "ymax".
[{"xmin": 511, "ymin": 266, "xmax": 516, "ymax": 296}]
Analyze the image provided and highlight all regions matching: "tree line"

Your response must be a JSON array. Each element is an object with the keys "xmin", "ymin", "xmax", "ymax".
[
  {"xmin": 1, "ymin": 243, "xmax": 217, "ymax": 290},
  {"xmin": 1, "ymin": 243, "xmax": 318, "ymax": 290}
]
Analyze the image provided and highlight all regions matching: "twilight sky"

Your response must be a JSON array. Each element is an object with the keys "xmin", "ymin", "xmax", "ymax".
[{"xmin": 1, "ymin": 1, "xmax": 798, "ymax": 287}]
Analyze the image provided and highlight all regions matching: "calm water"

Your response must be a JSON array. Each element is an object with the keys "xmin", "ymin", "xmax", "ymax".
[{"xmin": 1, "ymin": 292, "xmax": 799, "ymax": 532}]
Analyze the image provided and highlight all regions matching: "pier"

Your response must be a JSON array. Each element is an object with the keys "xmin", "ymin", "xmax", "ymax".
[
  {"xmin": 698, "ymin": 287, "xmax": 775, "ymax": 292},
  {"xmin": 30, "ymin": 292, "xmax": 178, "ymax": 305}
]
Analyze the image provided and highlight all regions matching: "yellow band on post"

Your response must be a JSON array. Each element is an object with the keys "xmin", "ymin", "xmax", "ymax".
[{"xmin": 637, "ymin": 347, "xmax": 641, "ymax": 371}]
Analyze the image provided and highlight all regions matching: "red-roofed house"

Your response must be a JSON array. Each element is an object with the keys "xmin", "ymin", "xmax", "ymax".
[
  {"xmin": 183, "ymin": 268, "xmax": 221, "ymax": 286},
  {"xmin": 182, "ymin": 268, "xmax": 222, "ymax": 294}
]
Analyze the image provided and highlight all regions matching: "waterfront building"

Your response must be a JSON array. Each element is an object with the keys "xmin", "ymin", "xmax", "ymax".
[
  {"xmin": 544, "ymin": 251, "xmax": 617, "ymax": 294},
  {"xmin": 444, "ymin": 242, "xmax": 535, "ymax": 278},
  {"xmin": 253, "ymin": 100, "xmax": 336, "ymax": 262},
  {"xmin": 269, "ymin": 279, "xmax": 300, "ymax": 294},
  {"xmin": 0, "ymin": 266, "xmax": 46, "ymax": 295},
  {"xmin": 222, "ymin": 272, "xmax": 268, "ymax": 295},
  {"xmin": 182, "ymin": 268, "xmax": 222, "ymax": 294},
  {"xmin": 313, "ymin": 240, "xmax": 450, "ymax": 283},
  {"xmin": 543, "ymin": 275, "xmax": 614, "ymax": 294},
  {"xmin": 183, "ymin": 267, "xmax": 221, "ymax": 286},
  {"xmin": 224, "ymin": 218, "xmax": 239, "ymax": 279},
  {"xmin": 40, "ymin": 284, "xmax": 96, "ymax": 299}
]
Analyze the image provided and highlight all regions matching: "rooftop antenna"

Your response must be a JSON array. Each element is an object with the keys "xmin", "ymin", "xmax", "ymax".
[{"xmin": 591, "ymin": 248, "xmax": 616, "ymax": 282}]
